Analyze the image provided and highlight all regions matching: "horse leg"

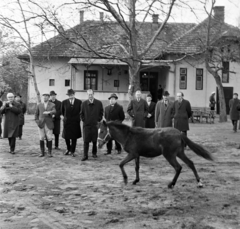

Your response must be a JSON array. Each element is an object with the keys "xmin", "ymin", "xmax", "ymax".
[
  {"xmin": 119, "ymin": 153, "xmax": 136, "ymax": 185},
  {"xmin": 177, "ymin": 150, "xmax": 203, "ymax": 188},
  {"xmin": 164, "ymin": 154, "xmax": 182, "ymax": 189},
  {"xmin": 132, "ymin": 156, "xmax": 140, "ymax": 185}
]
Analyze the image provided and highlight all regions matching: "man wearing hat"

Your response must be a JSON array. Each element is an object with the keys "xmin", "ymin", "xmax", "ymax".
[
  {"xmin": 173, "ymin": 92, "xmax": 192, "ymax": 147},
  {"xmin": 155, "ymin": 91, "xmax": 174, "ymax": 128},
  {"xmin": 35, "ymin": 92, "xmax": 56, "ymax": 157},
  {"xmin": 49, "ymin": 91, "xmax": 62, "ymax": 149},
  {"xmin": 15, "ymin": 93, "xmax": 27, "ymax": 140},
  {"xmin": 104, "ymin": 93, "xmax": 125, "ymax": 154},
  {"xmin": 61, "ymin": 89, "xmax": 82, "ymax": 157},
  {"xmin": 0, "ymin": 93, "xmax": 21, "ymax": 154},
  {"xmin": 127, "ymin": 90, "xmax": 148, "ymax": 127},
  {"xmin": 80, "ymin": 89, "xmax": 103, "ymax": 161},
  {"xmin": 229, "ymin": 93, "xmax": 240, "ymax": 132},
  {"xmin": 145, "ymin": 94, "xmax": 156, "ymax": 128}
]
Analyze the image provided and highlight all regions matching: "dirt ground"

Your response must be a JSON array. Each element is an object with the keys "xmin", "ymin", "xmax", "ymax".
[{"xmin": 0, "ymin": 115, "xmax": 240, "ymax": 229}]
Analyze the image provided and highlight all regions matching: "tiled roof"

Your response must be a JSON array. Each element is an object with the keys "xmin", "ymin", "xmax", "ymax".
[
  {"xmin": 164, "ymin": 17, "xmax": 240, "ymax": 54},
  {"xmin": 23, "ymin": 20, "xmax": 195, "ymax": 60}
]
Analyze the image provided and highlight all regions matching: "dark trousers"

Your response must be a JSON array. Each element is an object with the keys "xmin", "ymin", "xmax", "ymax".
[
  {"xmin": 232, "ymin": 120, "xmax": 238, "ymax": 131},
  {"xmin": 107, "ymin": 139, "xmax": 121, "ymax": 152},
  {"xmin": 65, "ymin": 139, "xmax": 77, "ymax": 153},
  {"xmin": 19, "ymin": 125, "xmax": 23, "ymax": 137},
  {"xmin": 84, "ymin": 141, "xmax": 97, "ymax": 156},
  {"xmin": 54, "ymin": 134, "xmax": 59, "ymax": 147},
  {"xmin": 8, "ymin": 137, "xmax": 16, "ymax": 151},
  {"xmin": 181, "ymin": 131, "xmax": 187, "ymax": 147},
  {"xmin": 0, "ymin": 117, "xmax": 2, "ymax": 137}
]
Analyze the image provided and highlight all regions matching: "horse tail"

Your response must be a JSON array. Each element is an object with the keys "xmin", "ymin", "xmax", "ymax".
[{"xmin": 181, "ymin": 134, "xmax": 214, "ymax": 161}]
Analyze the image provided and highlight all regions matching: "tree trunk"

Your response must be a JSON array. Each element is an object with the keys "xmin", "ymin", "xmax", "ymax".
[
  {"xmin": 29, "ymin": 55, "xmax": 41, "ymax": 104},
  {"xmin": 128, "ymin": 60, "xmax": 141, "ymax": 99},
  {"xmin": 215, "ymin": 75, "xmax": 227, "ymax": 122}
]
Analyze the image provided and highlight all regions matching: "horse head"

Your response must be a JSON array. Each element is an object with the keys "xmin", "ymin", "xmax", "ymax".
[{"xmin": 97, "ymin": 120, "xmax": 111, "ymax": 149}]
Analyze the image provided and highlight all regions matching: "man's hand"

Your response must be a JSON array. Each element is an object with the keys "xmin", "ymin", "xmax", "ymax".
[
  {"xmin": 43, "ymin": 111, "xmax": 50, "ymax": 115},
  {"xmin": 147, "ymin": 113, "xmax": 152, "ymax": 118}
]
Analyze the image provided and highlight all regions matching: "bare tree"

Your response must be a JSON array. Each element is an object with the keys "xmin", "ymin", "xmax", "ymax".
[
  {"xmin": 0, "ymin": 0, "xmax": 45, "ymax": 103},
  {"xmin": 205, "ymin": 0, "xmax": 240, "ymax": 122}
]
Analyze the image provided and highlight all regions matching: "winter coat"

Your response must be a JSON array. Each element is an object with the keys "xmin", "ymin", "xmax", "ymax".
[
  {"xmin": 49, "ymin": 99, "xmax": 62, "ymax": 135},
  {"xmin": 35, "ymin": 102, "xmax": 56, "ymax": 130},
  {"xmin": 145, "ymin": 101, "xmax": 156, "ymax": 128},
  {"xmin": 80, "ymin": 99, "xmax": 103, "ymax": 142},
  {"xmin": 229, "ymin": 98, "xmax": 240, "ymax": 120},
  {"xmin": 173, "ymin": 99, "xmax": 192, "ymax": 131},
  {"xmin": 0, "ymin": 101, "xmax": 21, "ymax": 138},
  {"xmin": 105, "ymin": 102, "xmax": 125, "ymax": 122},
  {"xmin": 127, "ymin": 98, "xmax": 148, "ymax": 127},
  {"xmin": 155, "ymin": 100, "xmax": 174, "ymax": 128},
  {"xmin": 61, "ymin": 98, "xmax": 82, "ymax": 139}
]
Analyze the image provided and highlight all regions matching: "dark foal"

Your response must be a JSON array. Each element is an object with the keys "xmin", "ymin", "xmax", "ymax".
[{"xmin": 98, "ymin": 121, "xmax": 214, "ymax": 189}]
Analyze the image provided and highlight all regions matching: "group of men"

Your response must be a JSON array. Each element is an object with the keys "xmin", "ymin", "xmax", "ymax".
[{"xmin": 0, "ymin": 88, "xmax": 192, "ymax": 157}]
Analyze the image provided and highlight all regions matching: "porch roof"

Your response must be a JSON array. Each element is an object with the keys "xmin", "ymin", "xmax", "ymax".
[{"xmin": 68, "ymin": 58, "xmax": 169, "ymax": 67}]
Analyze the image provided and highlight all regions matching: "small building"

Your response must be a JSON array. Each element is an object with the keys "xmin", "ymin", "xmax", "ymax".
[{"xmin": 19, "ymin": 6, "xmax": 240, "ymax": 114}]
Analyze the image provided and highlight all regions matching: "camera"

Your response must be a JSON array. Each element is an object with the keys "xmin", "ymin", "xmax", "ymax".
[{"xmin": 5, "ymin": 103, "xmax": 10, "ymax": 108}]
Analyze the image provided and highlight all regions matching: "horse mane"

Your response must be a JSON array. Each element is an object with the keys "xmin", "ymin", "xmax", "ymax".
[{"xmin": 106, "ymin": 121, "xmax": 131, "ymax": 132}]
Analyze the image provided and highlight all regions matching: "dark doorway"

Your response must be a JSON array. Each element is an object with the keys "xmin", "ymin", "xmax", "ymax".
[
  {"xmin": 216, "ymin": 87, "xmax": 233, "ymax": 115},
  {"xmin": 140, "ymin": 72, "xmax": 158, "ymax": 102}
]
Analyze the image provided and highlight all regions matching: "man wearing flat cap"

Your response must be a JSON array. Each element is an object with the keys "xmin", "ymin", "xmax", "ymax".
[
  {"xmin": 0, "ymin": 93, "xmax": 21, "ymax": 154},
  {"xmin": 61, "ymin": 89, "xmax": 82, "ymax": 157},
  {"xmin": 49, "ymin": 91, "xmax": 62, "ymax": 149},
  {"xmin": 104, "ymin": 93, "xmax": 125, "ymax": 154},
  {"xmin": 15, "ymin": 93, "xmax": 27, "ymax": 140},
  {"xmin": 35, "ymin": 92, "xmax": 56, "ymax": 157},
  {"xmin": 80, "ymin": 89, "xmax": 103, "ymax": 161},
  {"xmin": 229, "ymin": 93, "xmax": 240, "ymax": 132},
  {"xmin": 155, "ymin": 91, "xmax": 174, "ymax": 128},
  {"xmin": 127, "ymin": 90, "xmax": 148, "ymax": 127},
  {"xmin": 145, "ymin": 94, "xmax": 156, "ymax": 128}
]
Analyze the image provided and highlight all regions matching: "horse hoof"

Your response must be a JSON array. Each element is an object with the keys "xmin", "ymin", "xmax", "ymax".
[
  {"xmin": 168, "ymin": 183, "xmax": 174, "ymax": 189},
  {"xmin": 124, "ymin": 179, "xmax": 128, "ymax": 185},
  {"xmin": 197, "ymin": 181, "xmax": 203, "ymax": 188},
  {"xmin": 132, "ymin": 180, "xmax": 139, "ymax": 185}
]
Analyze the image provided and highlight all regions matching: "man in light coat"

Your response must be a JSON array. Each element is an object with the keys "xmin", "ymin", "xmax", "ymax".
[
  {"xmin": 145, "ymin": 94, "xmax": 156, "ymax": 129},
  {"xmin": 0, "ymin": 93, "xmax": 21, "ymax": 154},
  {"xmin": 35, "ymin": 92, "xmax": 56, "ymax": 157},
  {"xmin": 155, "ymin": 91, "xmax": 174, "ymax": 128},
  {"xmin": 127, "ymin": 90, "xmax": 148, "ymax": 127},
  {"xmin": 80, "ymin": 89, "xmax": 103, "ymax": 161}
]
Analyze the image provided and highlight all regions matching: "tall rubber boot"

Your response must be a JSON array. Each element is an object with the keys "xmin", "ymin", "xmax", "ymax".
[{"xmin": 39, "ymin": 140, "xmax": 45, "ymax": 157}]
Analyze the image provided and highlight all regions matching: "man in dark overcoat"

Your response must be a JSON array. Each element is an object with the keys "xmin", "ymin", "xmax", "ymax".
[
  {"xmin": 104, "ymin": 93, "xmax": 125, "ymax": 154},
  {"xmin": 155, "ymin": 91, "xmax": 174, "ymax": 128},
  {"xmin": 35, "ymin": 92, "xmax": 56, "ymax": 157},
  {"xmin": 173, "ymin": 92, "xmax": 192, "ymax": 145},
  {"xmin": 127, "ymin": 90, "xmax": 148, "ymax": 127},
  {"xmin": 145, "ymin": 94, "xmax": 156, "ymax": 128},
  {"xmin": 49, "ymin": 91, "xmax": 62, "ymax": 149},
  {"xmin": 15, "ymin": 93, "xmax": 27, "ymax": 140},
  {"xmin": 0, "ymin": 93, "xmax": 21, "ymax": 154},
  {"xmin": 61, "ymin": 89, "xmax": 82, "ymax": 157},
  {"xmin": 229, "ymin": 93, "xmax": 240, "ymax": 132},
  {"xmin": 80, "ymin": 89, "xmax": 103, "ymax": 161}
]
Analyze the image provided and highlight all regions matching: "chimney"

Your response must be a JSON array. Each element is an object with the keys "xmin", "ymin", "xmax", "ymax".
[
  {"xmin": 58, "ymin": 25, "xmax": 64, "ymax": 33},
  {"xmin": 79, "ymin": 10, "xmax": 84, "ymax": 23},
  {"xmin": 213, "ymin": 6, "xmax": 224, "ymax": 22},
  {"xmin": 100, "ymin": 12, "xmax": 104, "ymax": 21},
  {"xmin": 152, "ymin": 14, "xmax": 159, "ymax": 24}
]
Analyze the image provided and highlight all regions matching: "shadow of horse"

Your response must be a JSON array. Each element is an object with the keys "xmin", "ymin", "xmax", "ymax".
[{"xmin": 98, "ymin": 121, "xmax": 214, "ymax": 189}]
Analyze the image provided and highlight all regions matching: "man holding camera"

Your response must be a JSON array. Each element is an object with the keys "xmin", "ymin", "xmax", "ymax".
[
  {"xmin": 0, "ymin": 93, "xmax": 21, "ymax": 154},
  {"xmin": 35, "ymin": 92, "xmax": 56, "ymax": 157}
]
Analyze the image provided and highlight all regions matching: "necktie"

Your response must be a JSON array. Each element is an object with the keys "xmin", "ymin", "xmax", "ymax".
[{"xmin": 165, "ymin": 102, "xmax": 167, "ymax": 107}]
